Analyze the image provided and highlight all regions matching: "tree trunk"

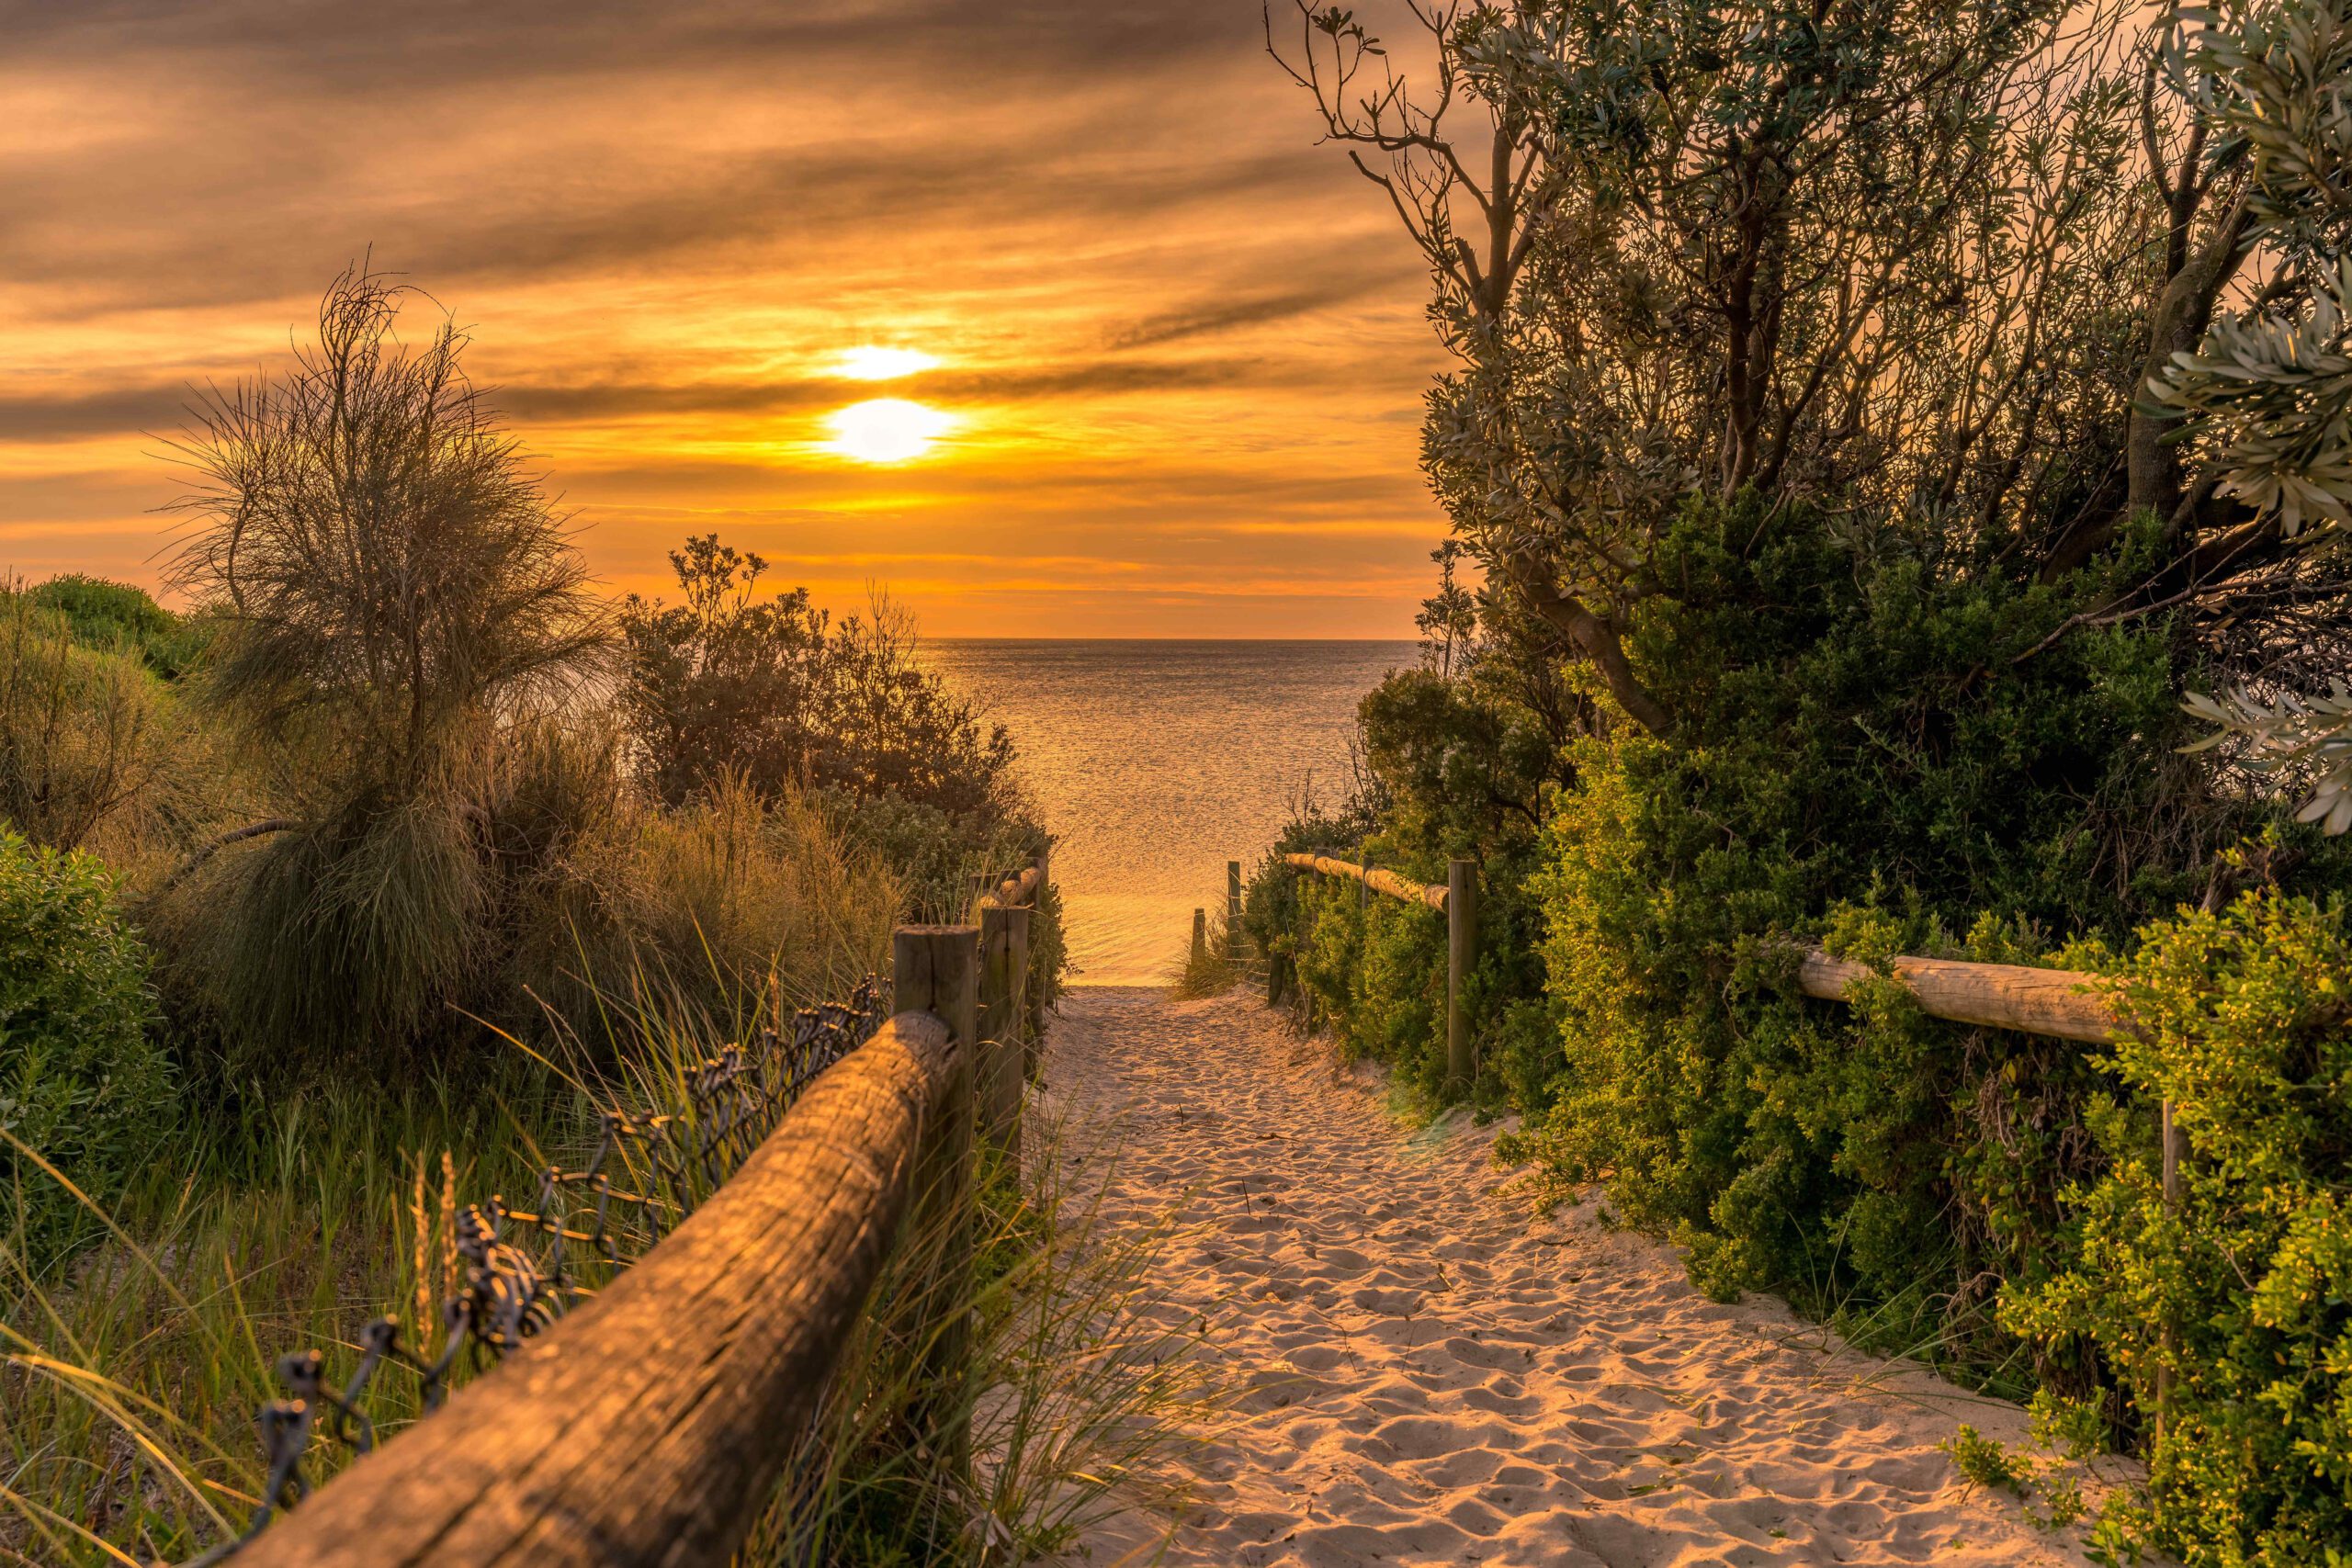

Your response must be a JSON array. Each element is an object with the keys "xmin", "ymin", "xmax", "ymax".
[
  {"xmin": 1506, "ymin": 558, "xmax": 1673, "ymax": 739},
  {"xmin": 2049, "ymin": 195, "xmax": 2252, "ymax": 579}
]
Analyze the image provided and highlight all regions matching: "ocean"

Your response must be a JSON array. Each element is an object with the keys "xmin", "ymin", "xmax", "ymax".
[{"xmin": 924, "ymin": 639, "xmax": 1418, "ymax": 986}]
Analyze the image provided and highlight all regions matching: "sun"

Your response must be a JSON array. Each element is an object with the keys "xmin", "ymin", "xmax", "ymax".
[
  {"xmin": 832, "ymin": 345, "xmax": 937, "ymax": 380},
  {"xmin": 826, "ymin": 398, "xmax": 956, "ymax": 464}
]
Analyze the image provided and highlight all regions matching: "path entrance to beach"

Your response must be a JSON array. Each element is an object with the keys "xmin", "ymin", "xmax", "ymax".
[{"xmin": 1051, "ymin": 987, "xmax": 2111, "ymax": 1568}]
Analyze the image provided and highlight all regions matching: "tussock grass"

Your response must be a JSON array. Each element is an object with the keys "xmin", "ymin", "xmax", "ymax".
[
  {"xmin": 1, "ymin": 1077, "xmax": 564, "ymax": 1564},
  {"xmin": 1167, "ymin": 904, "xmax": 1251, "ymax": 1001}
]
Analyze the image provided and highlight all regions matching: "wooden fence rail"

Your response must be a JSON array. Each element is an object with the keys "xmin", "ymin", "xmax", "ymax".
[
  {"xmin": 1279, "ymin": 849, "xmax": 2181, "ymax": 1424},
  {"xmin": 238, "ymin": 858, "xmax": 1051, "ymax": 1566},
  {"xmin": 1282, "ymin": 852, "xmax": 1480, "ymax": 1090}
]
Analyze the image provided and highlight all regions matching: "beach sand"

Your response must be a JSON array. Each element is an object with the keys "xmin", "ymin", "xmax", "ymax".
[{"xmin": 1046, "ymin": 986, "xmax": 2128, "ymax": 1568}]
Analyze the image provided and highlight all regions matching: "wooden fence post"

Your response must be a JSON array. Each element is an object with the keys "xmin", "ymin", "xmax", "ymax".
[
  {"xmin": 1447, "ymin": 858, "xmax": 1477, "ymax": 1094},
  {"xmin": 1010, "ymin": 897, "xmax": 1036, "ymax": 1086},
  {"xmin": 978, "ymin": 903, "xmax": 1030, "ymax": 1168},
  {"xmin": 1293, "ymin": 870, "xmax": 1311, "ymax": 1022},
  {"xmin": 1227, "ymin": 860, "xmax": 1243, "ymax": 959},
  {"xmin": 892, "ymin": 923, "xmax": 978, "ymax": 1478},
  {"xmin": 1193, "ymin": 907, "xmax": 1208, "ymax": 965}
]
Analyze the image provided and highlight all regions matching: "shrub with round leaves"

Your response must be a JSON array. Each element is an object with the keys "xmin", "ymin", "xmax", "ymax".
[
  {"xmin": 0, "ymin": 827, "xmax": 171, "ymax": 1258},
  {"xmin": 2004, "ymin": 889, "xmax": 2352, "ymax": 1565}
]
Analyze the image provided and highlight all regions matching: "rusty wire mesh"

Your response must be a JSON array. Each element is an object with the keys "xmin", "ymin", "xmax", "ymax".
[{"xmin": 188, "ymin": 976, "xmax": 890, "ymax": 1565}]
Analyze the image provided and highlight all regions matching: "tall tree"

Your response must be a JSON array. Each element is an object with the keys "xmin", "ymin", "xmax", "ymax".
[{"xmin": 1272, "ymin": 0, "xmax": 2351, "ymax": 753}]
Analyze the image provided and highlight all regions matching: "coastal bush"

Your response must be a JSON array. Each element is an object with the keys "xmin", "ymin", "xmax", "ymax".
[
  {"xmin": 0, "ymin": 829, "xmax": 170, "ymax": 1258},
  {"xmin": 1244, "ymin": 0, "xmax": 2352, "ymax": 1553},
  {"xmin": 28, "ymin": 575, "xmax": 211, "ymax": 679},
  {"xmin": 620, "ymin": 536, "xmax": 1014, "ymax": 819},
  {"xmin": 1505, "ymin": 493, "xmax": 2233, "ymax": 1316},
  {"xmin": 2004, "ymin": 890, "xmax": 2352, "ymax": 1563}
]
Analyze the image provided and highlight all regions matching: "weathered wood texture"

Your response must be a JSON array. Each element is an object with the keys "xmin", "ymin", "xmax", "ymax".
[
  {"xmin": 1283, "ymin": 852, "xmax": 1448, "ymax": 911},
  {"xmin": 977, "ymin": 904, "xmax": 1031, "ymax": 1153},
  {"xmin": 1445, "ymin": 858, "xmax": 1478, "ymax": 1089},
  {"xmin": 234, "ymin": 1010, "xmax": 958, "ymax": 1568},
  {"xmin": 1227, "ymin": 861, "xmax": 1244, "ymax": 958},
  {"xmin": 1796, "ymin": 952, "xmax": 2121, "ymax": 1043},
  {"xmin": 1008, "ymin": 896, "xmax": 1037, "ymax": 1084},
  {"xmin": 891, "ymin": 925, "xmax": 978, "ymax": 1476},
  {"xmin": 976, "ymin": 861, "xmax": 1044, "ymax": 912}
]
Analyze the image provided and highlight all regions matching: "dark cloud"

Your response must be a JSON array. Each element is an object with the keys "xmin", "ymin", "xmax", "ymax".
[
  {"xmin": 0, "ymin": 0, "xmax": 1247, "ymax": 87},
  {"xmin": 1106, "ymin": 269, "xmax": 1417, "ymax": 348},
  {"xmin": 0, "ymin": 357, "xmax": 1334, "ymax": 445}
]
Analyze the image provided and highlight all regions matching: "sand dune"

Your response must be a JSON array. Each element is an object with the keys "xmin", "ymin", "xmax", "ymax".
[{"xmin": 1045, "ymin": 987, "xmax": 2130, "ymax": 1568}]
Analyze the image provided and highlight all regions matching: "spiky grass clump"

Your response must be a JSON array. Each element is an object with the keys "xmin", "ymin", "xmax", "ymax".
[{"xmin": 1167, "ymin": 904, "xmax": 1249, "ymax": 1001}]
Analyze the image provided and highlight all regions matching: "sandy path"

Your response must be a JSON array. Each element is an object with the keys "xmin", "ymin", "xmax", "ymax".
[{"xmin": 1045, "ymin": 987, "xmax": 2118, "ymax": 1568}]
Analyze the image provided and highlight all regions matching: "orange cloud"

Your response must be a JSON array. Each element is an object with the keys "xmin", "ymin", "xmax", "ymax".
[{"xmin": 0, "ymin": 0, "xmax": 1449, "ymax": 637}]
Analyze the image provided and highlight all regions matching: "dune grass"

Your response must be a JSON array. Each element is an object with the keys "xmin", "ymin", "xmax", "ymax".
[
  {"xmin": 3, "ymin": 948, "xmax": 1192, "ymax": 1566},
  {"xmin": 1167, "ymin": 903, "xmax": 1250, "ymax": 1001}
]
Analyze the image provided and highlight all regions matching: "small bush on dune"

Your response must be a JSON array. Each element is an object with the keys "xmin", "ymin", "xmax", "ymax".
[
  {"xmin": 143, "ymin": 266, "xmax": 609, "ymax": 1077},
  {"xmin": 164, "ymin": 268, "xmax": 605, "ymax": 808},
  {"xmin": 27, "ymin": 575, "xmax": 212, "ymax": 680},
  {"xmin": 0, "ymin": 829, "xmax": 171, "ymax": 1259},
  {"xmin": 619, "ymin": 536, "xmax": 1014, "ymax": 819},
  {"xmin": 0, "ymin": 586, "xmax": 164, "ymax": 854}
]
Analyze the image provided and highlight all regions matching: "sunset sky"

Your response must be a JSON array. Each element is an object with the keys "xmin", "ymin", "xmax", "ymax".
[{"xmin": 0, "ymin": 0, "xmax": 1452, "ymax": 637}]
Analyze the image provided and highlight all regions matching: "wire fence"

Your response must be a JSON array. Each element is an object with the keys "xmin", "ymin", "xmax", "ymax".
[{"xmin": 190, "ymin": 977, "xmax": 891, "ymax": 1565}]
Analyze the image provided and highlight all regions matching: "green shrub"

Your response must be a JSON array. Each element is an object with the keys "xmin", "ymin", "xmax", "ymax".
[
  {"xmin": 618, "ymin": 538, "xmax": 1015, "ymax": 819},
  {"xmin": 2003, "ymin": 890, "xmax": 2352, "ymax": 1564},
  {"xmin": 27, "ymin": 575, "xmax": 210, "ymax": 679},
  {"xmin": 1495, "ymin": 492, "xmax": 2281, "ymax": 1337},
  {"xmin": 0, "ymin": 829, "xmax": 171, "ymax": 1258}
]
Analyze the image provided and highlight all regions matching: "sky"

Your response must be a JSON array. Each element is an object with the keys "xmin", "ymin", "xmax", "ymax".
[{"xmin": 0, "ymin": 0, "xmax": 1453, "ymax": 637}]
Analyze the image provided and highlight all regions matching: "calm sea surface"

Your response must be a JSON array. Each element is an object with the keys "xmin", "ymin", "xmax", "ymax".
[{"xmin": 924, "ymin": 639, "xmax": 1417, "ymax": 986}]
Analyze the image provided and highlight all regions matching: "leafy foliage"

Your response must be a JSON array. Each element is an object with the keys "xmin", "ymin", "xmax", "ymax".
[
  {"xmin": 619, "ymin": 536, "xmax": 1014, "ymax": 819},
  {"xmin": 617, "ymin": 536, "xmax": 833, "ymax": 808},
  {"xmin": 26, "ymin": 575, "xmax": 211, "ymax": 679},
  {"xmin": 0, "ymin": 829, "xmax": 170, "ymax": 1259},
  {"xmin": 2004, "ymin": 890, "xmax": 2352, "ymax": 1564}
]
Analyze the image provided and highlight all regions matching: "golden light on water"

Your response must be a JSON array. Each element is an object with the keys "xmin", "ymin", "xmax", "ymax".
[
  {"xmin": 826, "ymin": 397, "xmax": 956, "ymax": 463},
  {"xmin": 832, "ymin": 345, "xmax": 937, "ymax": 380}
]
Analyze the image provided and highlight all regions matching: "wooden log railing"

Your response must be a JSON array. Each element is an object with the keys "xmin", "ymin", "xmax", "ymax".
[
  {"xmin": 1282, "ymin": 852, "xmax": 1480, "ymax": 1091},
  {"xmin": 1283, "ymin": 852, "xmax": 1451, "ymax": 911},
  {"xmin": 1795, "ymin": 950, "xmax": 2120, "ymax": 1043},
  {"xmin": 238, "ymin": 859, "xmax": 1054, "ymax": 1567},
  {"xmin": 970, "ymin": 852, "xmax": 1049, "ymax": 1159}
]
